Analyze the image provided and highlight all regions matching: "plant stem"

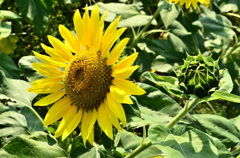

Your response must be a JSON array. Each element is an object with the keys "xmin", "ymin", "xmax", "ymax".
[
  {"xmin": 27, "ymin": 106, "xmax": 44, "ymax": 125},
  {"xmin": 128, "ymin": 7, "xmax": 160, "ymax": 49},
  {"xmin": 125, "ymin": 141, "xmax": 152, "ymax": 158},
  {"xmin": 166, "ymin": 97, "xmax": 199, "ymax": 129}
]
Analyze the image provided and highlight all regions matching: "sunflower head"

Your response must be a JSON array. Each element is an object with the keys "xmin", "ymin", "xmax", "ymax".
[
  {"xmin": 28, "ymin": 5, "xmax": 145, "ymax": 145},
  {"xmin": 168, "ymin": 0, "xmax": 210, "ymax": 9},
  {"xmin": 175, "ymin": 53, "xmax": 220, "ymax": 98}
]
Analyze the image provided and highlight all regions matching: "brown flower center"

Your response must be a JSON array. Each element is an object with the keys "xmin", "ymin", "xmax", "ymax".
[{"xmin": 64, "ymin": 47, "xmax": 113, "ymax": 110}]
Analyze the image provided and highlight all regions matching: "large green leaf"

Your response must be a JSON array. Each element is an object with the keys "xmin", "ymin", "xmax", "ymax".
[
  {"xmin": 211, "ymin": 91, "xmax": 240, "ymax": 103},
  {"xmin": 192, "ymin": 114, "xmax": 240, "ymax": 148},
  {"xmin": 230, "ymin": 115, "xmax": 240, "ymax": 131},
  {"xmin": 134, "ymin": 83, "xmax": 195, "ymax": 125},
  {"xmin": 0, "ymin": 21, "xmax": 11, "ymax": 38},
  {"xmin": 0, "ymin": 52, "xmax": 20, "ymax": 79},
  {"xmin": 18, "ymin": 56, "xmax": 44, "ymax": 83},
  {"xmin": 158, "ymin": 0, "xmax": 180, "ymax": 28},
  {"xmin": 0, "ymin": 71, "xmax": 36, "ymax": 106},
  {"xmin": 116, "ymin": 130, "xmax": 163, "ymax": 158},
  {"xmin": 193, "ymin": 7, "xmax": 235, "ymax": 39},
  {"xmin": 218, "ymin": 0, "xmax": 240, "ymax": 12},
  {"xmin": 95, "ymin": 2, "xmax": 156, "ymax": 27},
  {"xmin": 153, "ymin": 129, "xmax": 218, "ymax": 158},
  {"xmin": 0, "ymin": 106, "xmax": 29, "ymax": 147},
  {"xmin": 0, "ymin": 10, "xmax": 21, "ymax": 19},
  {"xmin": 16, "ymin": 0, "xmax": 52, "ymax": 33},
  {"xmin": 142, "ymin": 71, "xmax": 185, "ymax": 98},
  {"xmin": 0, "ymin": 131, "xmax": 68, "ymax": 157}
]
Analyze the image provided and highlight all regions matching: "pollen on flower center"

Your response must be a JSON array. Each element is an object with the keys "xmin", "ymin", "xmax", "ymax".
[{"xmin": 64, "ymin": 47, "xmax": 113, "ymax": 110}]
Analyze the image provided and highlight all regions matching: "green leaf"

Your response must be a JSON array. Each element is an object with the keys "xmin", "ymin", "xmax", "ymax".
[
  {"xmin": 193, "ymin": 7, "xmax": 235, "ymax": 39},
  {"xmin": 141, "ymin": 72, "xmax": 185, "ymax": 98},
  {"xmin": 211, "ymin": 91, "xmax": 240, "ymax": 103},
  {"xmin": 0, "ymin": 131, "xmax": 68, "ymax": 157},
  {"xmin": 212, "ymin": 137, "xmax": 233, "ymax": 158},
  {"xmin": 0, "ymin": 21, "xmax": 11, "ymax": 38},
  {"xmin": 192, "ymin": 114, "xmax": 240, "ymax": 148},
  {"xmin": 94, "ymin": 2, "xmax": 156, "ymax": 27},
  {"xmin": 0, "ymin": 71, "xmax": 37, "ymax": 106},
  {"xmin": 218, "ymin": 0, "xmax": 240, "ymax": 12},
  {"xmin": 0, "ymin": 52, "xmax": 20, "ymax": 79},
  {"xmin": 16, "ymin": 0, "xmax": 52, "ymax": 33},
  {"xmin": 18, "ymin": 56, "xmax": 45, "ymax": 83},
  {"xmin": 134, "ymin": 83, "xmax": 195, "ymax": 125},
  {"xmin": 0, "ymin": 36, "xmax": 19, "ymax": 55},
  {"xmin": 158, "ymin": 0, "xmax": 180, "ymax": 28},
  {"xmin": 70, "ymin": 136, "xmax": 103, "ymax": 158},
  {"xmin": 118, "ymin": 14, "xmax": 157, "ymax": 27},
  {"xmin": 156, "ymin": 129, "xmax": 218, "ymax": 158},
  {"xmin": 148, "ymin": 124, "xmax": 170, "ymax": 143},
  {"xmin": 0, "ymin": 10, "xmax": 21, "ymax": 19},
  {"xmin": 0, "ymin": 107, "xmax": 29, "ymax": 147},
  {"xmin": 230, "ymin": 115, "xmax": 240, "ymax": 131},
  {"xmin": 116, "ymin": 130, "xmax": 163, "ymax": 158}
]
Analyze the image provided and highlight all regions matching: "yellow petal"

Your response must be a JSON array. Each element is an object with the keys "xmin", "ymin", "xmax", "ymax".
[
  {"xmin": 31, "ymin": 77, "xmax": 62, "ymax": 86},
  {"xmin": 114, "ymin": 52, "xmax": 138, "ymax": 70},
  {"xmin": 48, "ymin": 35, "xmax": 73, "ymax": 61},
  {"xmin": 112, "ymin": 65, "xmax": 139, "ymax": 79},
  {"xmin": 32, "ymin": 63, "xmax": 63, "ymax": 78},
  {"xmin": 62, "ymin": 108, "xmax": 83, "ymax": 140},
  {"xmin": 34, "ymin": 90, "xmax": 66, "ymax": 106},
  {"xmin": 87, "ymin": 109, "xmax": 97, "ymax": 138},
  {"xmin": 73, "ymin": 9, "xmax": 85, "ymax": 47},
  {"xmin": 59, "ymin": 25, "xmax": 80, "ymax": 53},
  {"xmin": 81, "ymin": 111, "xmax": 89, "ymax": 146},
  {"xmin": 97, "ymin": 103, "xmax": 113, "ymax": 139},
  {"xmin": 87, "ymin": 128, "xmax": 94, "ymax": 145},
  {"xmin": 104, "ymin": 99, "xmax": 122, "ymax": 131},
  {"xmin": 101, "ymin": 28, "xmax": 127, "ymax": 59},
  {"xmin": 107, "ymin": 93, "xmax": 126, "ymax": 126},
  {"xmin": 55, "ymin": 105, "xmax": 77, "ymax": 138},
  {"xmin": 44, "ymin": 97, "xmax": 72, "ymax": 126},
  {"xmin": 28, "ymin": 83, "xmax": 64, "ymax": 94},
  {"xmin": 110, "ymin": 85, "xmax": 133, "ymax": 104},
  {"xmin": 113, "ymin": 78, "xmax": 146, "ymax": 95},
  {"xmin": 41, "ymin": 43, "xmax": 66, "ymax": 62},
  {"xmin": 107, "ymin": 38, "xmax": 129, "ymax": 65},
  {"xmin": 33, "ymin": 51, "xmax": 66, "ymax": 68},
  {"xmin": 91, "ymin": 5, "xmax": 100, "ymax": 46}
]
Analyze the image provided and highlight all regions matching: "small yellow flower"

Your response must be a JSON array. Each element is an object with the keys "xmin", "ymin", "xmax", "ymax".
[
  {"xmin": 28, "ymin": 5, "xmax": 145, "ymax": 145},
  {"xmin": 169, "ymin": 0, "xmax": 210, "ymax": 9}
]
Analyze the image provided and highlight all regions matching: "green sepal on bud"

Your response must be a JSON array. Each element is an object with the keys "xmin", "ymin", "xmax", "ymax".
[{"xmin": 175, "ymin": 53, "xmax": 220, "ymax": 98}]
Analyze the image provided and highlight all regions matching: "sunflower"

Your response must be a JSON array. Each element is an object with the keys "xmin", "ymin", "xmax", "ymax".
[
  {"xmin": 169, "ymin": 0, "xmax": 210, "ymax": 9},
  {"xmin": 28, "ymin": 5, "xmax": 145, "ymax": 145}
]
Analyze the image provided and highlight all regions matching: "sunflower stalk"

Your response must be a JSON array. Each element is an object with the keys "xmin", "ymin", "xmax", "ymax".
[
  {"xmin": 125, "ymin": 97, "xmax": 199, "ymax": 158},
  {"xmin": 128, "ymin": 7, "xmax": 160, "ymax": 49}
]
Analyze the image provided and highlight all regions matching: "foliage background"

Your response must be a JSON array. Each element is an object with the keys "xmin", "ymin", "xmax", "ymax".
[{"xmin": 0, "ymin": 0, "xmax": 240, "ymax": 157}]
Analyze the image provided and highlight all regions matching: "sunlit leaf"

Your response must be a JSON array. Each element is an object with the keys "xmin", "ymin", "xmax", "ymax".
[
  {"xmin": 0, "ymin": 131, "xmax": 68, "ymax": 157},
  {"xmin": 192, "ymin": 114, "xmax": 240, "ymax": 148}
]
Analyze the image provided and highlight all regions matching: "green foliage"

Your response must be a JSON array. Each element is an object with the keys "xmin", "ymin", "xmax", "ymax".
[{"xmin": 0, "ymin": 0, "xmax": 240, "ymax": 157}]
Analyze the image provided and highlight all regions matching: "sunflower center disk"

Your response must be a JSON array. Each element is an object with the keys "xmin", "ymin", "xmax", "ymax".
[{"xmin": 64, "ymin": 47, "xmax": 113, "ymax": 110}]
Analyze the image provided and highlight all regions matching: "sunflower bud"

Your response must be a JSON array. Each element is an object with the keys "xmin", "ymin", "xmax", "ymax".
[{"xmin": 175, "ymin": 53, "xmax": 220, "ymax": 98}]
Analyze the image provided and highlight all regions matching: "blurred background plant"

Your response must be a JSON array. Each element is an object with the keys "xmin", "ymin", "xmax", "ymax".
[{"xmin": 0, "ymin": 0, "xmax": 240, "ymax": 157}]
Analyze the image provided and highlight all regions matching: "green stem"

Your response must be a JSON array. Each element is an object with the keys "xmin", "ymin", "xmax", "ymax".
[
  {"xmin": 166, "ymin": 97, "xmax": 199, "ymax": 129},
  {"xmin": 124, "ymin": 98, "xmax": 199, "ymax": 158},
  {"xmin": 128, "ymin": 7, "xmax": 160, "ymax": 49},
  {"xmin": 124, "ymin": 141, "xmax": 152, "ymax": 158},
  {"xmin": 27, "ymin": 106, "xmax": 44, "ymax": 125}
]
